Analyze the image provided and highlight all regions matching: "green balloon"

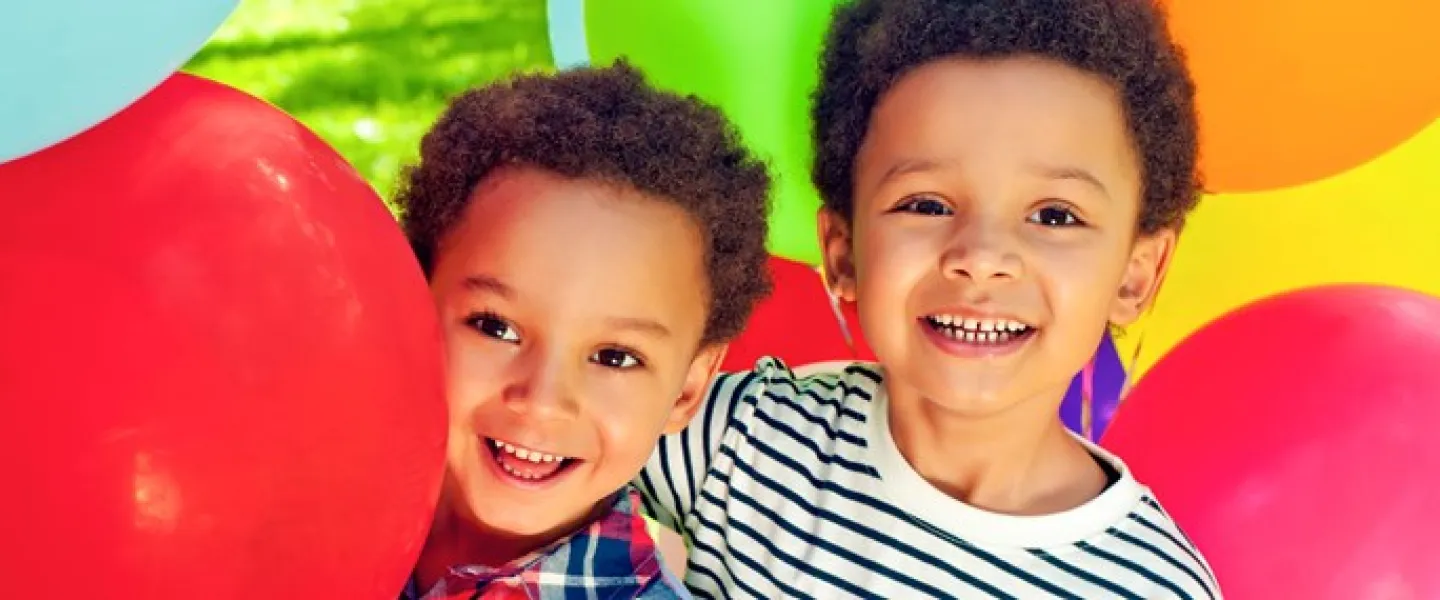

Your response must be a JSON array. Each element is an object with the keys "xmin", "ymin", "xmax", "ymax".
[{"xmin": 584, "ymin": 0, "xmax": 840, "ymax": 265}]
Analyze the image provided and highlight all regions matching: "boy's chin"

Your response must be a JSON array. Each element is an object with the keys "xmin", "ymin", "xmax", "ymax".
[
  {"xmin": 460, "ymin": 492, "xmax": 604, "ymax": 541},
  {"xmin": 893, "ymin": 366, "xmax": 1051, "ymax": 420},
  {"xmin": 453, "ymin": 469, "xmax": 623, "ymax": 540},
  {"xmin": 917, "ymin": 388, "xmax": 1024, "ymax": 419}
]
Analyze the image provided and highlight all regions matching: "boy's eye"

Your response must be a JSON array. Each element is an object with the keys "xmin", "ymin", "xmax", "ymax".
[
  {"xmin": 467, "ymin": 313, "xmax": 520, "ymax": 343},
  {"xmin": 897, "ymin": 196, "xmax": 953, "ymax": 216},
  {"xmin": 591, "ymin": 348, "xmax": 643, "ymax": 369},
  {"xmin": 1028, "ymin": 205, "xmax": 1082, "ymax": 227}
]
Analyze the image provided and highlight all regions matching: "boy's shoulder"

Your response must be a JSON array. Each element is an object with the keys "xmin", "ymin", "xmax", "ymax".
[
  {"xmin": 406, "ymin": 488, "xmax": 688, "ymax": 600},
  {"xmin": 724, "ymin": 356, "xmax": 885, "ymax": 394},
  {"xmin": 1079, "ymin": 446, "xmax": 1220, "ymax": 597},
  {"xmin": 709, "ymin": 356, "xmax": 887, "ymax": 447},
  {"xmin": 717, "ymin": 356, "xmax": 885, "ymax": 413}
]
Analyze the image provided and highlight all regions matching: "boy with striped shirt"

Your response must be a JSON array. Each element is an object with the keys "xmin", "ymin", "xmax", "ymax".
[{"xmin": 638, "ymin": 0, "xmax": 1220, "ymax": 597}]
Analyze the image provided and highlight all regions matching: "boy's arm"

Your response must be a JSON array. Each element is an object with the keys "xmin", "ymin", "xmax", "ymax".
[
  {"xmin": 634, "ymin": 366, "xmax": 763, "ymax": 531},
  {"xmin": 633, "ymin": 563, "xmax": 694, "ymax": 600}
]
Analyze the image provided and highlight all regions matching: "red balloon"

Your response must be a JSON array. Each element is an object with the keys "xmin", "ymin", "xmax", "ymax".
[
  {"xmin": 1102, "ymin": 285, "xmax": 1440, "ymax": 598},
  {"xmin": 723, "ymin": 256, "xmax": 859, "ymax": 371},
  {"xmin": 0, "ymin": 73, "xmax": 446, "ymax": 598}
]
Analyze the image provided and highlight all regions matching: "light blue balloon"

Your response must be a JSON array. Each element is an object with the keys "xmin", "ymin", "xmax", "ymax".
[
  {"xmin": 546, "ymin": 0, "xmax": 589, "ymax": 70},
  {"xmin": 0, "ymin": 0, "xmax": 237, "ymax": 163}
]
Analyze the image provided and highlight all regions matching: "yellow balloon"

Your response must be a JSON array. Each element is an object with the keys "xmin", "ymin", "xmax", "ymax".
[{"xmin": 1119, "ymin": 118, "xmax": 1440, "ymax": 380}]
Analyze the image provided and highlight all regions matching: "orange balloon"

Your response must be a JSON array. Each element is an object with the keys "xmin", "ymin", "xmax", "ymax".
[{"xmin": 1165, "ymin": 0, "xmax": 1440, "ymax": 192}]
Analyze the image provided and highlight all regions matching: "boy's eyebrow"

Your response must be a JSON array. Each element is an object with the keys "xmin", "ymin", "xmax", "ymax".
[
  {"xmin": 877, "ymin": 158, "xmax": 1110, "ymax": 199},
  {"xmin": 877, "ymin": 158, "xmax": 944, "ymax": 186},
  {"xmin": 463, "ymin": 274, "xmax": 514, "ymax": 299},
  {"xmin": 1031, "ymin": 163, "xmax": 1109, "ymax": 198},
  {"xmin": 463, "ymin": 275, "xmax": 671, "ymax": 337},
  {"xmin": 606, "ymin": 317, "xmax": 672, "ymax": 339}
]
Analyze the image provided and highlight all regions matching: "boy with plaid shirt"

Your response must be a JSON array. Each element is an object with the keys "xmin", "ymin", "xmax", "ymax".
[{"xmin": 394, "ymin": 61, "xmax": 771, "ymax": 599}]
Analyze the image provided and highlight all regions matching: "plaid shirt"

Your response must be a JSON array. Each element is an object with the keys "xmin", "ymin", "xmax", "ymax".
[{"xmin": 401, "ymin": 487, "xmax": 690, "ymax": 600}]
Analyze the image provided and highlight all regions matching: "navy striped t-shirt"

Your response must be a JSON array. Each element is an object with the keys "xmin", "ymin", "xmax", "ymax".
[{"xmin": 637, "ymin": 357, "xmax": 1219, "ymax": 599}]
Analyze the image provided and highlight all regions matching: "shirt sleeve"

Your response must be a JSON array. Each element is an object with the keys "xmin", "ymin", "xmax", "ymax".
[
  {"xmin": 634, "ymin": 357, "xmax": 785, "ymax": 532},
  {"xmin": 633, "ymin": 567, "xmax": 694, "ymax": 599}
]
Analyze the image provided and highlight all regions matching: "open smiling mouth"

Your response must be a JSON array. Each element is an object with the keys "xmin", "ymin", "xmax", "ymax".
[
  {"xmin": 484, "ymin": 437, "xmax": 580, "ymax": 483},
  {"xmin": 921, "ymin": 314, "xmax": 1036, "ymax": 346}
]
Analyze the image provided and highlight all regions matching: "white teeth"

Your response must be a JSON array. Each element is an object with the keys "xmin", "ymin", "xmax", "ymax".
[
  {"xmin": 929, "ymin": 315, "xmax": 1031, "ymax": 333},
  {"xmin": 494, "ymin": 440, "xmax": 565, "ymax": 464},
  {"xmin": 930, "ymin": 314, "xmax": 1031, "ymax": 345},
  {"xmin": 500, "ymin": 463, "xmax": 542, "ymax": 479}
]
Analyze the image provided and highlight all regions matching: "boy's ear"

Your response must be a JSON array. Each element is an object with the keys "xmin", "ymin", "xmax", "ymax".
[
  {"xmin": 663, "ymin": 343, "xmax": 729, "ymax": 435},
  {"xmin": 818, "ymin": 208, "xmax": 858, "ymax": 302},
  {"xmin": 1111, "ymin": 228, "xmax": 1177, "ymax": 326}
]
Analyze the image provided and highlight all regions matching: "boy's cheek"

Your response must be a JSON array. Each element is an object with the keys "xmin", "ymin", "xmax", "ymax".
[
  {"xmin": 440, "ymin": 346, "xmax": 510, "ymax": 430},
  {"xmin": 595, "ymin": 408, "xmax": 674, "ymax": 475}
]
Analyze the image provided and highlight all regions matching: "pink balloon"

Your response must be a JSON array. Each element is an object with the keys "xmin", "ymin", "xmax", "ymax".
[{"xmin": 1103, "ymin": 285, "xmax": 1440, "ymax": 598}]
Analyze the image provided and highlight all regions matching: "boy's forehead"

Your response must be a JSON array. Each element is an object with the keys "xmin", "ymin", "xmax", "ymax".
[
  {"xmin": 857, "ymin": 57, "xmax": 1138, "ymax": 194},
  {"xmin": 433, "ymin": 168, "xmax": 710, "ymax": 335},
  {"xmin": 459, "ymin": 171, "xmax": 698, "ymax": 257}
]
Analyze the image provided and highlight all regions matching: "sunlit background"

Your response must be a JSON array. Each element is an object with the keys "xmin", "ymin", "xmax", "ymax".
[{"xmin": 186, "ymin": 0, "xmax": 553, "ymax": 204}]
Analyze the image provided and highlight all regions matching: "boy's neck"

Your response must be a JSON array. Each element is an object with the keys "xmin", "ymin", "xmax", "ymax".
[
  {"xmin": 886, "ymin": 384, "xmax": 1108, "ymax": 516},
  {"xmin": 413, "ymin": 496, "xmax": 608, "ymax": 593}
]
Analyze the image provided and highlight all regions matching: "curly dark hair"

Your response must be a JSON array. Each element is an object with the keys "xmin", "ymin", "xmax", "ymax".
[
  {"xmin": 395, "ymin": 61, "xmax": 772, "ymax": 344},
  {"xmin": 812, "ymin": 0, "xmax": 1201, "ymax": 234}
]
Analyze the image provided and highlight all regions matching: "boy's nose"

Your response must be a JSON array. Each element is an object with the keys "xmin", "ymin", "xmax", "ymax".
[
  {"xmin": 940, "ymin": 219, "xmax": 1023, "ymax": 283},
  {"xmin": 500, "ymin": 349, "xmax": 581, "ymax": 419}
]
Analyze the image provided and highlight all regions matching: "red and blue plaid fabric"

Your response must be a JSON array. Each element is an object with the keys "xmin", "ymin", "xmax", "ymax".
[{"xmin": 402, "ymin": 487, "xmax": 689, "ymax": 600}]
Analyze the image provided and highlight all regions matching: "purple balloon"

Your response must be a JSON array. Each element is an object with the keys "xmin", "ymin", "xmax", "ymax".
[{"xmin": 1060, "ymin": 331, "xmax": 1127, "ymax": 441}]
